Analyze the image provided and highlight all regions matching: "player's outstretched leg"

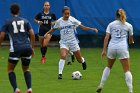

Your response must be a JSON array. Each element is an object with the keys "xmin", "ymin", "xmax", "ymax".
[{"xmin": 96, "ymin": 67, "xmax": 111, "ymax": 93}]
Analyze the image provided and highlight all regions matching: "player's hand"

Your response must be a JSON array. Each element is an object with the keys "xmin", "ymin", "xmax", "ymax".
[
  {"xmin": 38, "ymin": 21, "xmax": 43, "ymax": 25},
  {"xmin": 102, "ymin": 50, "xmax": 106, "ymax": 59},
  {"xmin": 92, "ymin": 28, "xmax": 98, "ymax": 33}
]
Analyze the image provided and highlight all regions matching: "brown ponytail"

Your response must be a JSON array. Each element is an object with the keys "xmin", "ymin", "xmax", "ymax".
[{"xmin": 116, "ymin": 9, "xmax": 126, "ymax": 24}]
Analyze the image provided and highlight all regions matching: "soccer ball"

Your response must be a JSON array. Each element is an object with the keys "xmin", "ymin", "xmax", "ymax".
[{"xmin": 72, "ymin": 71, "xmax": 82, "ymax": 80}]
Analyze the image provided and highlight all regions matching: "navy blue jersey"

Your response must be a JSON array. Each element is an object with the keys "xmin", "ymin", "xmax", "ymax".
[
  {"xmin": 35, "ymin": 11, "xmax": 56, "ymax": 35},
  {"xmin": 1, "ymin": 16, "xmax": 32, "ymax": 52}
]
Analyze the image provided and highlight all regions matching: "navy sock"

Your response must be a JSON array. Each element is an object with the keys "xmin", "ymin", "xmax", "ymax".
[
  {"xmin": 43, "ymin": 46, "xmax": 47, "ymax": 56},
  {"xmin": 42, "ymin": 47, "xmax": 47, "ymax": 57},
  {"xmin": 8, "ymin": 72, "xmax": 17, "ymax": 91},
  {"xmin": 24, "ymin": 71, "xmax": 31, "ymax": 89},
  {"xmin": 40, "ymin": 47, "xmax": 44, "ymax": 57}
]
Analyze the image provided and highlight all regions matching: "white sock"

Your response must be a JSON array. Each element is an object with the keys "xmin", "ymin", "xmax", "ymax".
[
  {"xmin": 99, "ymin": 67, "xmax": 110, "ymax": 88},
  {"xmin": 59, "ymin": 59, "xmax": 65, "ymax": 74},
  {"xmin": 125, "ymin": 71, "xmax": 133, "ymax": 93},
  {"xmin": 82, "ymin": 57, "xmax": 85, "ymax": 63}
]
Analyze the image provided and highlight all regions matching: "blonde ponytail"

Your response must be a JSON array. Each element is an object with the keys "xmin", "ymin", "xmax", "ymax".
[{"xmin": 116, "ymin": 9, "xmax": 126, "ymax": 24}]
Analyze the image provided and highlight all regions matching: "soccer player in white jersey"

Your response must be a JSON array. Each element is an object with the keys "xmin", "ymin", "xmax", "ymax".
[
  {"xmin": 96, "ymin": 9, "xmax": 134, "ymax": 93},
  {"xmin": 44, "ymin": 6, "xmax": 98, "ymax": 79}
]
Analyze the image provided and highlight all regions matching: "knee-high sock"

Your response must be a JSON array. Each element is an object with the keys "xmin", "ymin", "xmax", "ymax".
[
  {"xmin": 99, "ymin": 67, "xmax": 110, "ymax": 88},
  {"xmin": 8, "ymin": 72, "xmax": 17, "ymax": 91},
  {"xmin": 43, "ymin": 46, "xmax": 47, "ymax": 56},
  {"xmin": 40, "ymin": 47, "xmax": 47, "ymax": 57},
  {"xmin": 125, "ymin": 71, "xmax": 133, "ymax": 93},
  {"xmin": 59, "ymin": 59, "xmax": 65, "ymax": 74},
  {"xmin": 24, "ymin": 71, "xmax": 32, "ymax": 89}
]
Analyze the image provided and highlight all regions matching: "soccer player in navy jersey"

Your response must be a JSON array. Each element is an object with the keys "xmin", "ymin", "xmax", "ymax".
[
  {"xmin": 0, "ymin": 4, "xmax": 35, "ymax": 93},
  {"xmin": 34, "ymin": 1, "xmax": 56, "ymax": 63}
]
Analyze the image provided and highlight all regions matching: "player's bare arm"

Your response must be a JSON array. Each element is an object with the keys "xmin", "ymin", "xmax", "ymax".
[
  {"xmin": 0, "ymin": 32, "xmax": 6, "ymax": 47},
  {"xmin": 28, "ymin": 29, "xmax": 35, "ymax": 57},
  {"xmin": 79, "ymin": 24, "xmax": 98, "ymax": 33},
  {"xmin": 44, "ymin": 28, "xmax": 56, "ymax": 38},
  {"xmin": 129, "ymin": 35, "xmax": 134, "ymax": 44},
  {"xmin": 102, "ymin": 32, "xmax": 110, "ymax": 58},
  {"xmin": 51, "ymin": 20, "xmax": 57, "ymax": 26}
]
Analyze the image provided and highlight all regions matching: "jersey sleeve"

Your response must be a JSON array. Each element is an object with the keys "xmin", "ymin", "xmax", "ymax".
[
  {"xmin": 70, "ymin": 16, "xmax": 81, "ymax": 27},
  {"xmin": 34, "ymin": 12, "xmax": 41, "ymax": 20},
  {"xmin": 106, "ymin": 23, "xmax": 111, "ymax": 33},
  {"xmin": 26, "ymin": 20, "xmax": 32, "ymax": 31},
  {"xmin": 128, "ymin": 24, "xmax": 133, "ymax": 36},
  {"xmin": 52, "ymin": 13, "xmax": 56, "ymax": 21}
]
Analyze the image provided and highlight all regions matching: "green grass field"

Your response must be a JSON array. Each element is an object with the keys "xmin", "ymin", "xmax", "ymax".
[{"xmin": 0, "ymin": 47, "xmax": 140, "ymax": 93}]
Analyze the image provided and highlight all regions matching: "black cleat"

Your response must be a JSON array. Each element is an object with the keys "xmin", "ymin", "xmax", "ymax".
[
  {"xmin": 82, "ymin": 62, "xmax": 87, "ymax": 70},
  {"xmin": 67, "ymin": 62, "xmax": 72, "ymax": 65},
  {"xmin": 96, "ymin": 87, "xmax": 102, "ymax": 93},
  {"xmin": 58, "ymin": 74, "xmax": 62, "ymax": 79},
  {"xmin": 71, "ymin": 55, "xmax": 75, "ymax": 62}
]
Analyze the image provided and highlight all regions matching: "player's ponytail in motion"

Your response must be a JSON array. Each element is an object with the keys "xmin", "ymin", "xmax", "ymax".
[{"xmin": 116, "ymin": 9, "xmax": 126, "ymax": 24}]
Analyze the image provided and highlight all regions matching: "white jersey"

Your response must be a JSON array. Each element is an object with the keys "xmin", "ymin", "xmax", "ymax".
[
  {"xmin": 106, "ymin": 20, "xmax": 133, "ymax": 49},
  {"xmin": 53, "ymin": 16, "xmax": 81, "ymax": 44}
]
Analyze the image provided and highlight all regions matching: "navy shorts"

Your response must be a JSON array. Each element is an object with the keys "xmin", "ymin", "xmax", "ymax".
[
  {"xmin": 39, "ymin": 29, "xmax": 48, "ymax": 36},
  {"xmin": 38, "ymin": 25, "xmax": 50, "ymax": 36},
  {"xmin": 8, "ymin": 48, "xmax": 32, "ymax": 66}
]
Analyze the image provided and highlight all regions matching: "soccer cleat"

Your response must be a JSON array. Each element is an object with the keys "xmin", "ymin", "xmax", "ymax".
[
  {"xmin": 41, "ymin": 57, "xmax": 46, "ymax": 64},
  {"xmin": 14, "ymin": 88, "xmax": 20, "ymax": 93},
  {"xmin": 27, "ymin": 88, "xmax": 32, "ymax": 93},
  {"xmin": 71, "ymin": 55, "xmax": 75, "ymax": 62},
  {"xmin": 96, "ymin": 87, "xmax": 102, "ymax": 93},
  {"xmin": 67, "ymin": 62, "xmax": 72, "ymax": 65},
  {"xmin": 82, "ymin": 62, "xmax": 87, "ymax": 70},
  {"xmin": 58, "ymin": 74, "xmax": 62, "ymax": 79}
]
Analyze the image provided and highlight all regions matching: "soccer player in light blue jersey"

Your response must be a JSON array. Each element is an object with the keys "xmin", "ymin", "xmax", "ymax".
[
  {"xmin": 96, "ymin": 9, "xmax": 134, "ymax": 93},
  {"xmin": 44, "ymin": 6, "xmax": 98, "ymax": 79}
]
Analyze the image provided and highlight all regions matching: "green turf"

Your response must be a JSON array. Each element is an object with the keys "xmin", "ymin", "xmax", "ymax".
[{"xmin": 0, "ymin": 47, "xmax": 140, "ymax": 93}]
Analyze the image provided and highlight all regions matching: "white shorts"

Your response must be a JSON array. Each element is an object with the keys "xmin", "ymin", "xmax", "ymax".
[
  {"xmin": 60, "ymin": 43, "xmax": 80, "ymax": 52},
  {"xmin": 107, "ymin": 48, "xmax": 129, "ymax": 59}
]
